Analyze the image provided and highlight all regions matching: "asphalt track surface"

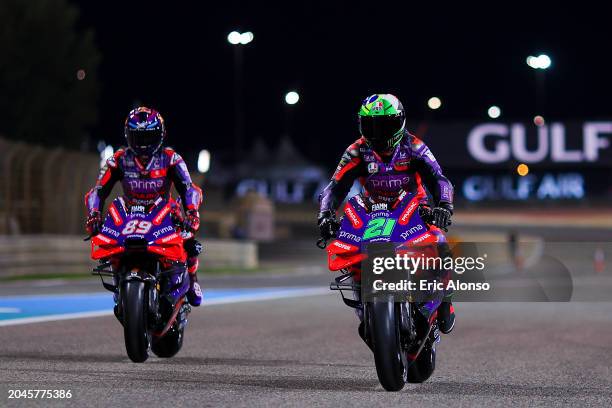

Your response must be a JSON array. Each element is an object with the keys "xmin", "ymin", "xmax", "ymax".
[{"xmin": 1, "ymin": 228, "xmax": 612, "ymax": 407}]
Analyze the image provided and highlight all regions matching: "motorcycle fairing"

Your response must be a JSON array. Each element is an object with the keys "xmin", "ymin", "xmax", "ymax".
[{"xmin": 91, "ymin": 197, "xmax": 186, "ymax": 261}]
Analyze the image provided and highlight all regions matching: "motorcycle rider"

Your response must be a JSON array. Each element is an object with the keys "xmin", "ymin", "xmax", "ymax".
[
  {"xmin": 85, "ymin": 106, "xmax": 204, "ymax": 307},
  {"xmin": 318, "ymin": 93, "xmax": 456, "ymax": 334}
]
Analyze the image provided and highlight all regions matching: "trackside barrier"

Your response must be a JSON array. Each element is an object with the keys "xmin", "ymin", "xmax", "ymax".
[
  {"xmin": 0, "ymin": 235, "xmax": 257, "ymax": 278},
  {"xmin": 0, "ymin": 137, "xmax": 99, "ymax": 235}
]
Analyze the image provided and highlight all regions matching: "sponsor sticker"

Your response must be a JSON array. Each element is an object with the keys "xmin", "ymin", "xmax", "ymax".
[
  {"xmin": 398, "ymin": 198, "xmax": 419, "ymax": 225},
  {"xmin": 371, "ymin": 203, "xmax": 388, "ymax": 211},
  {"xmin": 153, "ymin": 204, "xmax": 171, "ymax": 225},
  {"xmin": 344, "ymin": 203, "xmax": 363, "ymax": 228}
]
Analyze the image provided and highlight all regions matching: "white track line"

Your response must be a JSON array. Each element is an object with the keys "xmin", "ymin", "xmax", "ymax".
[
  {"xmin": 0, "ymin": 310, "xmax": 113, "ymax": 327},
  {"xmin": 0, "ymin": 287, "xmax": 329, "ymax": 327}
]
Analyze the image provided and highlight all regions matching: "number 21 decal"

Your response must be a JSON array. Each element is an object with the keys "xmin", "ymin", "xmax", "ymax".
[{"xmin": 362, "ymin": 218, "xmax": 396, "ymax": 240}]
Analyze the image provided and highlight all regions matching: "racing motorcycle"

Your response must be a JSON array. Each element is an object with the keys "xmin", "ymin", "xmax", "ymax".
[
  {"xmin": 318, "ymin": 192, "xmax": 447, "ymax": 391},
  {"xmin": 89, "ymin": 196, "xmax": 192, "ymax": 363}
]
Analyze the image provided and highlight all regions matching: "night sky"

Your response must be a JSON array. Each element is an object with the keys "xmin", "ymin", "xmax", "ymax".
[{"xmin": 75, "ymin": 1, "xmax": 612, "ymax": 166}]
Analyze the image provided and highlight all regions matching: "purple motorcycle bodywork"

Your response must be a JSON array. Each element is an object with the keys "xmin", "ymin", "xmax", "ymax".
[
  {"xmin": 96, "ymin": 197, "xmax": 189, "ymax": 303},
  {"xmin": 333, "ymin": 193, "xmax": 444, "ymax": 321}
]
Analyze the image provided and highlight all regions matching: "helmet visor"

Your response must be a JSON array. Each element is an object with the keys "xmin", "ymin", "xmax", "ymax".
[
  {"xmin": 359, "ymin": 114, "xmax": 404, "ymax": 150},
  {"xmin": 126, "ymin": 129, "xmax": 163, "ymax": 155}
]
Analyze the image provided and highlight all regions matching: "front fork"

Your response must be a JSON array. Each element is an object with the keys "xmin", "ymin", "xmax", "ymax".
[
  {"xmin": 113, "ymin": 265, "xmax": 160, "ymax": 326},
  {"xmin": 332, "ymin": 267, "xmax": 439, "ymax": 360}
]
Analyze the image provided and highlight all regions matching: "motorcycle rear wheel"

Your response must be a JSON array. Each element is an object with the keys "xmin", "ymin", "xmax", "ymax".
[
  {"xmin": 122, "ymin": 280, "xmax": 149, "ymax": 363},
  {"xmin": 406, "ymin": 342, "xmax": 436, "ymax": 383},
  {"xmin": 151, "ymin": 328, "xmax": 184, "ymax": 358},
  {"xmin": 368, "ymin": 301, "xmax": 406, "ymax": 391}
]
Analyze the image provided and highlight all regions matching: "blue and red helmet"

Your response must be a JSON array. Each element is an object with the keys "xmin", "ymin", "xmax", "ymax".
[{"xmin": 124, "ymin": 107, "xmax": 166, "ymax": 156}]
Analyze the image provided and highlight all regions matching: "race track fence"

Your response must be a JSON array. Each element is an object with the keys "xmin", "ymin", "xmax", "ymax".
[{"xmin": 0, "ymin": 137, "xmax": 99, "ymax": 235}]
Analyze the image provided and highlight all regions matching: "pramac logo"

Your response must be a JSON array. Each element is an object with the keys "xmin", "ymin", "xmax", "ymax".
[
  {"xmin": 344, "ymin": 203, "xmax": 363, "ymax": 228},
  {"xmin": 153, "ymin": 204, "xmax": 171, "ymax": 225},
  {"xmin": 108, "ymin": 205, "xmax": 123, "ymax": 226},
  {"xmin": 398, "ymin": 198, "xmax": 419, "ymax": 225}
]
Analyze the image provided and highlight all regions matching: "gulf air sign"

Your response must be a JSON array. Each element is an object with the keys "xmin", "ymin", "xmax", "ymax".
[{"xmin": 467, "ymin": 122, "xmax": 612, "ymax": 164}]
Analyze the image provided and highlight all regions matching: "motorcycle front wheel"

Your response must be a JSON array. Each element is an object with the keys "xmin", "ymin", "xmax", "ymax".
[
  {"xmin": 367, "ymin": 301, "xmax": 406, "ymax": 391},
  {"xmin": 122, "ymin": 280, "xmax": 149, "ymax": 363}
]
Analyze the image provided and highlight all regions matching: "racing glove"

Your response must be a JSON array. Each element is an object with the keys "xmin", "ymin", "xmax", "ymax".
[
  {"xmin": 431, "ymin": 205, "xmax": 453, "ymax": 231},
  {"xmin": 86, "ymin": 211, "xmax": 102, "ymax": 236},
  {"xmin": 185, "ymin": 209, "xmax": 201, "ymax": 233},
  {"xmin": 184, "ymin": 238, "xmax": 203, "ymax": 257},
  {"xmin": 318, "ymin": 210, "xmax": 340, "ymax": 241}
]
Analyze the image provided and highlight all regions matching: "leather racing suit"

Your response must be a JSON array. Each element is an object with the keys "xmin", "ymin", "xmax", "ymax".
[
  {"xmin": 85, "ymin": 146, "xmax": 203, "ymax": 274},
  {"xmin": 319, "ymin": 131, "xmax": 453, "ymax": 215}
]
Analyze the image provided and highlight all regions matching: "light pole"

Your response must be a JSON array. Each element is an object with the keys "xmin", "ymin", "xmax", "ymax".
[
  {"xmin": 283, "ymin": 91, "xmax": 300, "ymax": 139},
  {"xmin": 227, "ymin": 31, "xmax": 254, "ymax": 154},
  {"xmin": 526, "ymin": 54, "xmax": 551, "ymax": 115}
]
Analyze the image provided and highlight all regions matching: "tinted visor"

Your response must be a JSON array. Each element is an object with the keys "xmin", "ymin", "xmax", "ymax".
[
  {"xmin": 359, "ymin": 114, "xmax": 404, "ymax": 150},
  {"xmin": 127, "ymin": 129, "xmax": 163, "ymax": 155}
]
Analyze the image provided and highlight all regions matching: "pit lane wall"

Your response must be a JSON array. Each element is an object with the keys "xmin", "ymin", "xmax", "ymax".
[{"xmin": 0, "ymin": 235, "xmax": 257, "ymax": 278}]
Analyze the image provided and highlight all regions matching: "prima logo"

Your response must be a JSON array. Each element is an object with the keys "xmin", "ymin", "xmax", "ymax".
[
  {"xmin": 127, "ymin": 179, "xmax": 164, "ymax": 190},
  {"xmin": 369, "ymin": 177, "xmax": 409, "ymax": 189},
  {"xmin": 400, "ymin": 224, "xmax": 424, "ymax": 240},
  {"xmin": 153, "ymin": 225, "xmax": 175, "ymax": 238},
  {"xmin": 339, "ymin": 230, "xmax": 361, "ymax": 242},
  {"xmin": 101, "ymin": 225, "xmax": 120, "ymax": 238}
]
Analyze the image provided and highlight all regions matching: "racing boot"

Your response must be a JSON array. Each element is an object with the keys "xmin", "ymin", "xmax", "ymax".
[
  {"xmin": 186, "ymin": 257, "xmax": 203, "ymax": 307},
  {"xmin": 437, "ymin": 300, "xmax": 455, "ymax": 334}
]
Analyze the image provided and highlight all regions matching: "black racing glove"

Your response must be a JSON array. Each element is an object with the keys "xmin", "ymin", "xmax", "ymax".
[
  {"xmin": 431, "ymin": 205, "xmax": 453, "ymax": 232},
  {"xmin": 184, "ymin": 238, "xmax": 203, "ymax": 257},
  {"xmin": 318, "ymin": 210, "xmax": 340, "ymax": 241}
]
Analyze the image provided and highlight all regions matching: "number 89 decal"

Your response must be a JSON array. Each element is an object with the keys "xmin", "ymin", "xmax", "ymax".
[{"xmin": 121, "ymin": 220, "xmax": 152, "ymax": 235}]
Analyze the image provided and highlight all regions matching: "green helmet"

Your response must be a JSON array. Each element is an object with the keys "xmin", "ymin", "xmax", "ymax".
[{"xmin": 358, "ymin": 94, "xmax": 406, "ymax": 152}]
